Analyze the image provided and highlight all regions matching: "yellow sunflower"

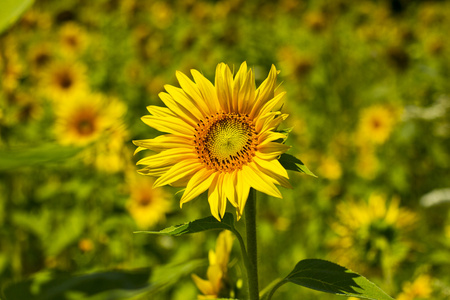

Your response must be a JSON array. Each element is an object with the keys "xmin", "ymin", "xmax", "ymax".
[
  {"xmin": 329, "ymin": 193, "xmax": 417, "ymax": 274},
  {"xmin": 126, "ymin": 173, "xmax": 171, "ymax": 229},
  {"xmin": 59, "ymin": 22, "xmax": 89, "ymax": 57},
  {"xmin": 397, "ymin": 274, "xmax": 433, "ymax": 300},
  {"xmin": 54, "ymin": 93, "xmax": 107, "ymax": 146},
  {"xmin": 43, "ymin": 61, "xmax": 87, "ymax": 103},
  {"xmin": 356, "ymin": 105, "xmax": 398, "ymax": 146},
  {"xmin": 134, "ymin": 62, "xmax": 291, "ymax": 220}
]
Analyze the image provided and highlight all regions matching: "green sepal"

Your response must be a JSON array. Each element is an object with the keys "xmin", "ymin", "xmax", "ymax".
[
  {"xmin": 134, "ymin": 212, "xmax": 235, "ymax": 236},
  {"xmin": 278, "ymin": 153, "xmax": 317, "ymax": 177},
  {"xmin": 283, "ymin": 259, "xmax": 394, "ymax": 300}
]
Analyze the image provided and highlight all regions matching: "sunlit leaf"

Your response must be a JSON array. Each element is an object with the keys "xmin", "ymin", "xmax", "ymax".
[
  {"xmin": 0, "ymin": 0, "xmax": 34, "ymax": 34},
  {"xmin": 135, "ymin": 212, "xmax": 235, "ymax": 236},
  {"xmin": 278, "ymin": 153, "xmax": 317, "ymax": 177},
  {"xmin": 284, "ymin": 259, "xmax": 394, "ymax": 300}
]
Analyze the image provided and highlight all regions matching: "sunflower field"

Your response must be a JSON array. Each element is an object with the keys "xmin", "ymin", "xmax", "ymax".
[{"xmin": 1, "ymin": 0, "xmax": 449, "ymax": 299}]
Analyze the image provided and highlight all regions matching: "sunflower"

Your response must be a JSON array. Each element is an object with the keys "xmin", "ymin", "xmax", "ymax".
[
  {"xmin": 43, "ymin": 61, "xmax": 87, "ymax": 103},
  {"xmin": 54, "ymin": 93, "xmax": 107, "ymax": 146},
  {"xmin": 329, "ymin": 194, "xmax": 417, "ymax": 274},
  {"xmin": 134, "ymin": 62, "xmax": 291, "ymax": 220},
  {"xmin": 59, "ymin": 22, "xmax": 89, "ymax": 57},
  {"xmin": 126, "ymin": 173, "xmax": 171, "ymax": 229},
  {"xmin": 28, "ymin": 43, "xmax": 53, "ymax": 74},
  {"xmin": 397, "ymin": 274, "xmax": 433, "ymax": 300},
  {"xmin": 192, "ymin": 230, "xmax": 234, "ymax": 299},
  {"xmin": 356, "ymin": 105, "xmax": 398, "ymax": 146}
]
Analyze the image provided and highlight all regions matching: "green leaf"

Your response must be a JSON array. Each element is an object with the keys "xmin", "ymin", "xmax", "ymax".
[
  {"xmin": 1, "ymin": 268, "xmax": 151, "ymax": 300},
  {"xmin": 278, "ymin": 153, "xmax": 317, "ymax": 177},
  {"xmin": 284, "ymin": 259, "xmax": 394, "ymax": 300},
  {"xmin": 0, "ymin": 0, "xmax": 34, "ymax": 34},
  {"xmin": 135, "ymin": 212, "xmax": 235, "ymax": 236},
  {"xmin": 0, "ymin": 144, "xmax": 81, "ymax": 171}
]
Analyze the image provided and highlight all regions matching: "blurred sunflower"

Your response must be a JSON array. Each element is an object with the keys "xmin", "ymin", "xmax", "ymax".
[
  {"xmin": 125, "ymin": 174, "xmax": 171, "ymax": 229},
  {"xmin": 59, "ymin": 22, "xmax": 89, "ymax": 57},
  {"xmin": 43, "ymin": 61, "xmax": 87, "ymax": 103},
  {"xmin": 192, "ymin": 230, "xmax": 234, "ymax": 299},
  {"xmin": 329, "ymin": 194, "xmax": 417, "ymax": 274},
  {"xmin": 54, "ymin": 93, "xmax": 125, "ymax": 146},
  {"xmin": 397, "ymin": 274, "xmax": 433, "ymax": 300},
  {"xmin": 28, "ymin": 43, "xmax": 53, "ymax": 74},
  {"xmin": 356, "ymin": 105, "xmax": 398, "ymax": 146},
  {"xmin": 54, "ymin": 93, "xmax": 107, "ymax": 146},
  {"xmin": 317, "ymin": 155, "xmax": 342, "ymax": 180},
  {"xmin": 134, "ymin": 62, "xmax": 291, "ymax": 221},
  {"xmin": 1, "ymin": 39, "xmax": 24, "ymax": 92}
]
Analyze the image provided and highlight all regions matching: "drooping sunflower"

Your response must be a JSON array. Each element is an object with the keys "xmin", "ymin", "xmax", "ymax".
[{"xmin": 134, "ymin": 62, "xmax": 291, "ymax": 220}]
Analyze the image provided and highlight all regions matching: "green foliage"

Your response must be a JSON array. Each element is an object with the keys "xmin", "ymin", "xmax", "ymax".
[
  {"xmin": 282, "ymin": 259, "xmax": 394, "ymax": 300},
  {"xmin": 1, "ymin": 268, "xmax": 151, "ymax": 300},
  {"xmin": 278, "ymin": 153, "xmax": 317, "ymax": 177},
  {"xmin": 135, "ymin": 212, "xmax": 236, "ymax": 236},
  {"xmin": 0, "ymin": 0, "xmax": 33, "ymax": 34}
]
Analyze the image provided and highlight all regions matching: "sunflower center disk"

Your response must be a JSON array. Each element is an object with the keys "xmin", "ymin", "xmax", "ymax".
[{"xmin": 194, "ymin": 113, "xmax": 258, "ymax": 172}]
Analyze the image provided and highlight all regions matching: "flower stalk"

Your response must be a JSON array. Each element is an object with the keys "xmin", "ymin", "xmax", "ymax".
[{"xmin": 245, "ymin": 188, "xmax": 259, "ymax": 300}]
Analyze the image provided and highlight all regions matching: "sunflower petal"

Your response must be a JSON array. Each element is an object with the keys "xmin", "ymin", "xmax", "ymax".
[
  {"xmin": 141, "ymin": 115, "xmax": 194, "ymax": 137},
  {"xmin": 191, "ymin": 69, "xmax": 220, "ymax": 113},
  {"xmin": 208, "ymin": 177, "xmax": 221, "ymax": 221},
  {"xmin": 180, "ymin": 168, "xmax": 216, "ymax": 206},
  {"xmin": 242, "ymin": 164, "xmax": 282, "ymax": 198},
  {"xmin": 153, "ymin": 159, "xmax": 202, "ymax": 188}
]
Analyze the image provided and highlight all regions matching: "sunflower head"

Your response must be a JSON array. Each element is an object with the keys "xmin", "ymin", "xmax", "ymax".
[
  {"xmin": 329, "ymin": 194, "xmax": 417, "ymax": 273},
  {"xmin": 59, "ymin": 22, "xmax": 89, "ymax": 56},
  {"xmin": 126, "ymin": 173, "xmax": 171, "ymax": 229},
  {"xmin": 134, "ymin": 62, "xmax": 291, "ymax": 220},
  {"xmin": 44, "ymin": 61, "xmax": 87, "ymax": 103},
  {"xmin": 356, "ymin": 105, "xmax": 398, "ymax": 145}
]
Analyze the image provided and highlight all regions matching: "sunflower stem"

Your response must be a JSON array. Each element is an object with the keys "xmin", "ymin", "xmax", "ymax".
[{"xmin": 245, "ymin": 188, "xmax": 259, "ymax": 300}]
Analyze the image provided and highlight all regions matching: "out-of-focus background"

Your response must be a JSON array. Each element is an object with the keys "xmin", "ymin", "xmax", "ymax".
[{"xmin": 1, "ymin": 0, "xmax": 449, "ymax": 299}]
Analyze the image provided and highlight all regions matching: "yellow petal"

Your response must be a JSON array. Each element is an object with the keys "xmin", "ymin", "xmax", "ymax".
[
  {"xmin": 242, "ymin": 164, "xmax": 282, "ymax": 198},
  {"xmin": 235, "ymin": 169, "xmax": 250, "ymax": 219},
  {"xmin": 217, "ymin": 172, "xmax": 228, "ymax": 219},
  {"xmin": 215, "ymin": 63, "xmax": 233, "ymax": 113},
  {"xmin": 180, "ymin": 168, "xmax": 217, "ymax": 206},
  {"xmin": 159, "ymin": 91, "xmax": 199, "ymax": 127},
  {"xmin": 253, "ymin": 157, "xmax": 292, "ymax": 189},
  {"xmin": 153, "ymin": 159, "xmax": 202, "ymax": 188},
  {"xmin": 141, "ymin": 115, "xmax": 194, "ymax": 137},
  {"xmin": 133, "ymin": 135, "xmax": 192, "ymax": 152},
  {"xmin": 175, "ymin": 70, "xmax": 211, "ymax": 116},
  {"xmin": 164, "ymin": 85, "xmax": 204, "ymax": 121},
  {"xmin": 191, "ymin": 274, "xmax": 215, "ymax": 296},
  {"xmin": 136, "ymin": 148, "xmax": 195, "ymax": 169},
  {"xmin": 223, "ymin": 171, "xmax": 238, "ymax": 207},
  {"xmin": 256, "ymin": 142, "xmax": 291, "ymax": 160},
  {"xmin": 250, "ymin": 64, "xmax": 278, "ymax": 118},
  {"xmin": 146, "ymin": 105, "xmax": 176, "ymax": 117},
  {"xmin": 208, "ymin": 176, "xmax": 221, "ymax": 221},
  {"xmin": 191, "ymin": 69, "xmax": 220, "ymax": 113}
]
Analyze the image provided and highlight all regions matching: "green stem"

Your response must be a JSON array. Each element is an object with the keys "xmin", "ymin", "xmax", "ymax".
[
  {"xmin": 265, "ymin": 279, "xmax": 287, "ymax": 300},
  {"xmin": 245, "ymin": 188, "xmax": 259, "ymax": 300}
]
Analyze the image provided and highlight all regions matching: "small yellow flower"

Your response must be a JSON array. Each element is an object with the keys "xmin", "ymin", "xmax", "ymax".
[
  {"xmin": 43, "ymin": 61, "xmax": 87, "ymax": 103},
  {"xmin": 397, "ymin": 274, "xmax": 433, "ymax": 300},
  {"xmin": 192, "ymin": 230, "xmax": 234, "ymax": 299},
  {"xmin": 78, "ymin": 238, "xmax": 94, "ymax": 252},
  {"xmin": 134, "ymin": 62, "xmax": 291, "ymax": 221},
  {"xmin": 356, "ymin": 105, "xmax": 397, "ymax": 145},
  {"xmin": 126, "ymin": 174, "xmax": 171, "ymax": 229}
]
